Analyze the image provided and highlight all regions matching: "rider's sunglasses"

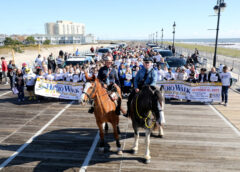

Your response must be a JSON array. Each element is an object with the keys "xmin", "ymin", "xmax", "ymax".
[{"xmin": 145, "ymin": 61, "xmax": 151, "ymax": 64}]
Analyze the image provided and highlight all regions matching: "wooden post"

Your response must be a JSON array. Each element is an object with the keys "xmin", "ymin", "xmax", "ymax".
[{"xmin": 12, "ymin": 49, "xmax": 15, "ymax": 64}]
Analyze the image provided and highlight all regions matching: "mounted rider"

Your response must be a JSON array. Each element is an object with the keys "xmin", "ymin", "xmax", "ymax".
[
  {"xmin": 88, "ymin": 55, "xmax": 123, "ymax": 115},
  {"xmin": 124, "ymin": 57, "xmax": 163, "ymax": 124}
]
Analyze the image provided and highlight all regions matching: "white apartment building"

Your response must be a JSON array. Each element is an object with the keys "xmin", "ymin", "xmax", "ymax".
[{"xmin": 45, "ymin": 21, "xmax": 85, "ymax": 35}]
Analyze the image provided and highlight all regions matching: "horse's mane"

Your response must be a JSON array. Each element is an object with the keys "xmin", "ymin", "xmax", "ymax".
[{"xmin": 136, "ymin": 86, "xmax": 155, "ymax": 114}]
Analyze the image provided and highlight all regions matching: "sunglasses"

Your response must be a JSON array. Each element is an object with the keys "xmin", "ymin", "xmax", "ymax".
[{"xmin": 144, "ymin": 61, "xmax": 151, "ymax": 64}]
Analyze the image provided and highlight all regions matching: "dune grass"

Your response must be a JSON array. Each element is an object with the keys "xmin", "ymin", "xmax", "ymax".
[{"xmin": 164, "ymin": 41, "xmax": 240, "ymax": 58}]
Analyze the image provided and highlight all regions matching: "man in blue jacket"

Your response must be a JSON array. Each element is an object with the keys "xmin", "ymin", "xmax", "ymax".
[{"xmin": 124, "ymin": 57, "xmax": 158, "ymax": 117}]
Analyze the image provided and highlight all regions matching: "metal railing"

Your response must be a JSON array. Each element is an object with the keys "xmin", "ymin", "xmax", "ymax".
[{"xmin": 175, "ymin": 46, "xmax": 240, "ymax": 87}]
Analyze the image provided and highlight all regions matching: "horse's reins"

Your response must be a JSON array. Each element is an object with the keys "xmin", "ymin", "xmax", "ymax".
[
  {"xmin": 135, "ymin": 92, "xmax": 156, "ymax": 129},
  {"xmin": 82, "ymin": 82, "xmax": 96, "ymax": 101},
  {"xmin": 82, "ymin": 82, "xmax": 110, "ymax": 102}
]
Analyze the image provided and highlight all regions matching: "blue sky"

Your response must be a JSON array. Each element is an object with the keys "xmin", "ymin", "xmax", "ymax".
[{"xmin": 0, "ymin": 0, "xmax": 239, "ymax": 39}]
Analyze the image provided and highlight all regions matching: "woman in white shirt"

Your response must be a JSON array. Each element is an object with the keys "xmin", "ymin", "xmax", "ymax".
[
  {"xmin": 66, "ymin": 68, "xmax": 73, "ymax": 82},
  {"xmin": 177, "ymin": 68, "xmax": 188, "ymax": 81},
  {"xmin": 72, "ymin": 70, "xmax": 80, "ymax": 83},
  {"xmin": 208, "ymin": 67, "xmax": 221, "ymax": 82},
  {"xmin": 45, "ymin": 69, "xmax": 55, "ymax": 81},
  {"xmin": 157, "ymin": 65, "xmax": 165, "ymax": 81},
  {"xmin": 55, "ymin": 68, "xmax": 63, "ymax": 81}
]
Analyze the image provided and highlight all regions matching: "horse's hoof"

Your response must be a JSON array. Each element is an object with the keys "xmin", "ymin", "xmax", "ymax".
[
  {"xmin": 158, "ymin": 134, "xmax": 163, "ymax": 138},
  {"xmin": 132, "ymin": 149, "xmax": 138, "ymax": 155},
  {"xmin": 117, "ymin": 147, "xmax": 123, "ymax": 155},
  {"xmin": 144, "ymin": 159, "xmax": 151, "ymax": 164},
  {"xmin": 98, "ymin": 147, "xmax": 104, "ymax": 153},
  {"xmin": 118, "ymin": 150, "xmax": 123, "ymax": 155}
]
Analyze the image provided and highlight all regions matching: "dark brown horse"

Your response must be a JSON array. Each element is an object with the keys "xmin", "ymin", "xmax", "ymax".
[
  {"xmin": 80, "ymin": 76, "xmax": 123, "ymax": 154},
  {"xmin": 129, "ymin": 85, "xmax": 165, "ymax": 163}
]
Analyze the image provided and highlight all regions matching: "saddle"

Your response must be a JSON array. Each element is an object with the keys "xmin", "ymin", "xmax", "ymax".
[{"xmin": 106, "ymin": 84, "xmax": 121, "ymax": 106}]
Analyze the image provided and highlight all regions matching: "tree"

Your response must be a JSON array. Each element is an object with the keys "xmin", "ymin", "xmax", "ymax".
[
  {"xmin": 25, "ymin": 36, "xmax": 35, "ymax": 44},
  {"xmin": 4, "ymin": 37, "xmax": 15, "ymax": 46},
  {"xmin": 43, "ymin": 39, "xmax": 51, "ymax": 45}
]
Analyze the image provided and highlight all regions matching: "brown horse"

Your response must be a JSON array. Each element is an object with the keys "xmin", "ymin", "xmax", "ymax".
[{"xmin": 80, "ymin": 76, "xmax": 123, "ymax": 154}]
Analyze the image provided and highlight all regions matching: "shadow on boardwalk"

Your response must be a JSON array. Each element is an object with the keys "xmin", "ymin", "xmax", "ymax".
[{"xmin": 0, "ymin": 128, "xmax": 145, "ymax": 172}]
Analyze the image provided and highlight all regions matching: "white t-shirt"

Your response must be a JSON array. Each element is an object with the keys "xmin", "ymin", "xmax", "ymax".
[
  {"xmin": 56, "ymin": 57, "xmax": 63, "ymax": 65},
  {"xmin": 66, "ymin": 73, "xmax": 73, "ymax": 82},
  {"xmin": 154, "ymin": 55, "xmax": 162, "ymax": 62},
  {"xmin": 80, "ymin": 72, "xmax": 86, "ymax": 82},
  {"xmin": 36, "ymin": 75, "xmax": 45, "ymax": 80},
  {"xmin": 24, "ymin": 73, "xmax": 36, "ymax": 86},
  {"xmin": 55, "ymin": 73, "xmax": 63, "ymax": 81},
  {"xmin": 165, "ymin": 72, "xmax": 175, "ymax": 80},
  {"xmin": 157, "ymin": 69, "xmax": 165, "ymax": 81},
  {"xmin": 35, "ymin": 57, "xmax": 43, "ymax": 67},
  {"xmin": 45, "ymin": 74, "xmax": 55, "ymax": 81},
  {"xmin": 209, "ymin": 73, "xmax": 218, "ymax": 82},
  {"xmin": 114, "ymin": 59, "xmax": 122, "ymax": 68},
  {"xmin": 220, "ymin": 72, "xmax": 232, "ymax": 86},
  {"xmin": 72, "ymin": 74, "xmax": 80, "ymax": 83}
]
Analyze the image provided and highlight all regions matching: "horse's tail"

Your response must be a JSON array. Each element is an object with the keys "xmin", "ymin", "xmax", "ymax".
[{"xmin": 159, "ymin": 85, "xmax": 165, "ymax": 105}]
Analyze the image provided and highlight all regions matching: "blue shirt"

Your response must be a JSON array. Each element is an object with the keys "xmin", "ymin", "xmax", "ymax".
[{"xmin": 134, "ymin": 67, "xmax": 157, "ymax": 89}]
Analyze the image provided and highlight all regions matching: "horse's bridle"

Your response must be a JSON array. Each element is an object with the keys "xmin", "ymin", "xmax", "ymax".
[{"xmin": 82, "ymin": 82, "xmax": 96, "ymax": 101}]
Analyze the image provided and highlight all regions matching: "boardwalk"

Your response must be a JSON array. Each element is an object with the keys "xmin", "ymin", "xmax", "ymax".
[{"xmin": 0, "ymin": 86, "xmax": 240, "ymax": 172}]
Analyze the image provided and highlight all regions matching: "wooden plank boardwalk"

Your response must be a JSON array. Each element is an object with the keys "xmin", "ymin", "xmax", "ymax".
[{"xmin": 0, "ymin": 86, "xmax": 240, "ymax": 172}]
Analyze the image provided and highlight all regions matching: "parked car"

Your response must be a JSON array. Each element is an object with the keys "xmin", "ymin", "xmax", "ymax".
[
  {"xmin": 65, "ymin": 56, "xmax": 87, "ymax": 66},
  {"xmin": 154, "ymin": 49, "xmax": 173, "ymax": 57},
  {"xmin": 165, "ymin": 57, "xmax": 186, "ymax": 69},
  {"xmin": 146, "ymin": 43, "xmax": 158, "ymax": 48},
  {"xmin": 97, "ymin": 48, "xmax": 112, "ymax": 54}
]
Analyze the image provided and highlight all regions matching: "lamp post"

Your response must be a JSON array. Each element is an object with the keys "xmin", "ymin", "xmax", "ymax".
[
  {"xmin": 172, "ymin": 22, "xmax": 176, "ymax": 47},
  {"xmin": 161, "ymin": 28, "xmax": 164, "ymax": 47},
  {"xmin": 156, "ymin": 31, "xmax": 158, "ymax": 45},
  {"xmin": 213, "ymin": 0, "xmax": 226, "ymax": 67}
]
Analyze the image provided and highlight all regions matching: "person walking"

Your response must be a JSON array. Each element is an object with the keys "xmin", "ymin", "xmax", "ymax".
[
  {"xmin": 7, "ymin": 60, "xmax": 15, "ymax": 89},
  {"xmin": 23, "ymin": 68, "xmax": 37, "ymax": 101},
  {"xmin": 220, "ymin": 66, "xmax": 232, "ymax": 106},
  {"xmin": 48, "ymin": 53, "xmax": 56, "ymax": 72},
  {"xmin": 13, "ymin": 69, "xmax": 25, "ymax": 103},
  {"xmin": 1, "ymin": 57, "xmax": 8, "ymax": 85}
]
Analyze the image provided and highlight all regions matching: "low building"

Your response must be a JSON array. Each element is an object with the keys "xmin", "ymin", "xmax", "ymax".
[
  {"xmin": 85, "ymin": 34, "xmax": 97, "ymax": 44},
  {"xmin": 33, "ymin": 34, "xmax": 85, "ymax": 45}
]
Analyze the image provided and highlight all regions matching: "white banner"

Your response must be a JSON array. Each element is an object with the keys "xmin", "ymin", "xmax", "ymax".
[
  {"xmin": 158, "ymin": 81, "xmax": 222, "ymax": 102},
  {"xmin": 35, "ymin": 79, "xmax": 83, "ymax": 100}
]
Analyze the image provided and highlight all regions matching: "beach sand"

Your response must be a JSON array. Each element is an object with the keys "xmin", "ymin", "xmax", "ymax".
[{"xmin": 0, "ymin": 44, "xmax": 109, "ymax": 67}]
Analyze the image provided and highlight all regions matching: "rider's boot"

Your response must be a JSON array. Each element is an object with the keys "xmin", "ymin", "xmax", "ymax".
[
  {"xmin": 115, "ymin": 98, "xmax": 121, "ymax": 115},
  {"xmin": 88, "ymin": 106, "xmax": 94, "ymax": 113}
]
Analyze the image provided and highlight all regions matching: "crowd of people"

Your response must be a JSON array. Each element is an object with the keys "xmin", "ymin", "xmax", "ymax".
[{"xmin": 0, "ymin": 44, "xmax": 233, "ymax": 106}]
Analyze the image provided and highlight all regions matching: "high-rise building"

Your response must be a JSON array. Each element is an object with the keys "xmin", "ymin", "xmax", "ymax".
[{"xmin": 45, "ymin": 20, "xmax": 85, "ymax": 35}]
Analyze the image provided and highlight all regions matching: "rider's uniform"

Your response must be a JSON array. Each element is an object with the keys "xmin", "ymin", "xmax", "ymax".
[
  {"xmin": 126, "ymin": 57, "xmax": 163, "ymax": 124},
  {"xmin": 92, "ymin": 56, "xmax": 122, "ymax": 115}
]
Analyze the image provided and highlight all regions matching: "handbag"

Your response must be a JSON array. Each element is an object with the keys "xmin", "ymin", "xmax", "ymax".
[{"xmin": 12, "ymin": 87, "xmax": 19, "ymax": 94}]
